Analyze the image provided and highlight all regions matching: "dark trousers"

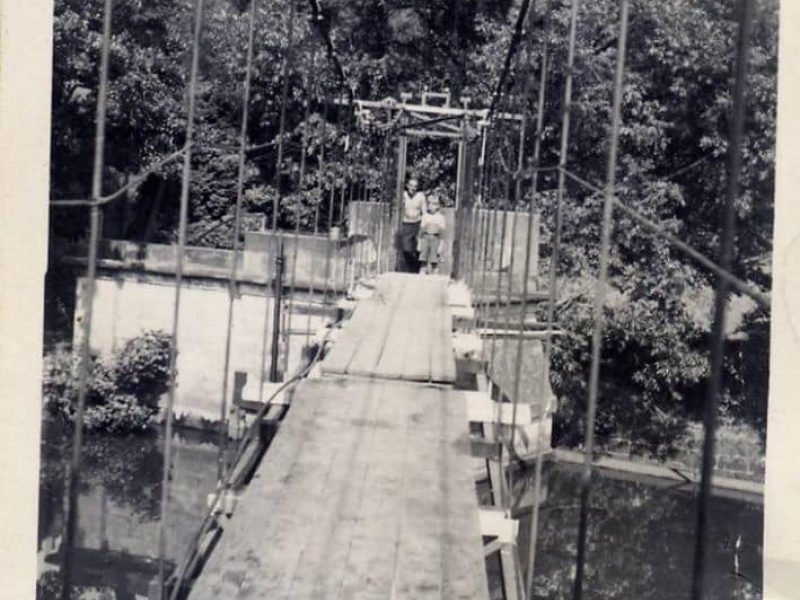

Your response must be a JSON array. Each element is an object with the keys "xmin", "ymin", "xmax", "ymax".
[{"xmin": 396, "ymin": 221, "xmax": 421, "ymax": 273}]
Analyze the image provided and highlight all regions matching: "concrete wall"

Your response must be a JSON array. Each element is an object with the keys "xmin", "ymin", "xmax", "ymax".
[
  {"xmin": 59, "ymin": 239, "xmax": 270, "ymax": 284},
  {"xmin": 74, "ymin": 273, "xmax": 330, "ymax": 424},
  {"xmin": 348, "ymin": 202, "xmax": 541, "ymax": 293},
  {"xmin": 244, "ymin": 230, "xmax": 367, "ymax": 292}
]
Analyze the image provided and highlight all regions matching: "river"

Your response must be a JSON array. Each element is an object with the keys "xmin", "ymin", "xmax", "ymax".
[{"xmin": 36, "ymin": 419, "xmax": 762, "ymax": 600}]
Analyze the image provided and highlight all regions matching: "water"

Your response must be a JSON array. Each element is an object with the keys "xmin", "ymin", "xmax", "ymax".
[
  {"xmin": 485, "ymin": 462, "xmax": 763, "ymax": 600},
  {"xmin": 36, "ymin": 420, "xmax": 221, "ymax": 600},
  {"xmin": 37, "ymin": 422, "xmax": 762, "ymax": 600}
]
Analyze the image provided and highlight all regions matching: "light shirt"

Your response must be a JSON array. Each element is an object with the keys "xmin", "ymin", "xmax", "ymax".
[
  {"xmin": 420, "ymin": 211, "xmax": 446, "ymax": 236},
  {"xmin": 403, "ymin": 190, "xmax": 426, "ymax": 223}
]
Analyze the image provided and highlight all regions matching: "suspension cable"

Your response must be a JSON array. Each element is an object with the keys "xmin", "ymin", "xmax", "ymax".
[
  {"xmin": 557, "ymin": 163, "xmax": 769, "ymax": 307},
  {"xmin": 305, "ymin": 97, "xmax": 330, "ymax": 348},
  {"xmin": 307, "ymin": 0, "xmax": 351, "ymax": 102},
  {"xmin": 271, "ymin": 0, "xmax": 298, "ymax": 233},
  {"xmin": 466, "ymin": 127, "xmax": 488, "ymax": 289},
  {"xmin": 283, "ymin": 45, "xmax": 318, "ymax": 379},
  {"xmin": 216, "ymin": 0, "xmax": 260, "ymax": 484},
  {"xmin": 322, "ymin": 91, "xmax": 345, "ymax": 310},
  {"xmin": 478, "ymin": 142, "xmax": 501, "ymax": 342},
  {"xmin": 490, "ymin": 170, "xmax": 512, "ymax": 511},
  {"xmin": 50, "ymin": 146, "xmax": 188, "ymax": 208},
  {"xmin": 257, "ymin": 0, "xmax": 298, "ymax": 399},
  {"xmin": 157, "ymin": 0, "xmax": 205, "ymax": 596},
  {"xmin": 510, "ymin": 0, "xmax": 551, "ymax": 466},
  {"xmin": 525, "ymin": 0, "xmax": 579, "ymax": 594},
  {"xmin": 691, "ymin": 1, "xmax": 754, "ymax": 598},
  {"xmin": 59, "ymin": 1, "xmax": 113, "ymax": 598},
  {"xmin": 488, "ymin": 0, "xmax": 534, "ymax": 119},
  {"xmin": 573, "ymin": 2, "xmax": 629, "ymax": 598}
]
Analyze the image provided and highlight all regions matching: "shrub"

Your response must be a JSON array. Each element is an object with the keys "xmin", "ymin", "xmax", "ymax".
[
  {"xmin": 113, "ymin": 330, "xmax": 172, "ymax": 406},
  {"xmin": 42, "ymin": 330, "xmax": 173, "ymax": 433}
]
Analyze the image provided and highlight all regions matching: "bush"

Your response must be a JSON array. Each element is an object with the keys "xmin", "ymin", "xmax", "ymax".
[{"xmin": 42, "ymin": 330, "xmax": 172, "ymax": 433}]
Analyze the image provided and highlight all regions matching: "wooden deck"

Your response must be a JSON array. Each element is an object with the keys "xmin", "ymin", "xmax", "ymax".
[
  {"xmin": 322, "ymin": 273, "xmax": 457, "ymax": 383},
  {"xmin": 188, "ymin": 273, "xmax": 488, "ymax": 600}
]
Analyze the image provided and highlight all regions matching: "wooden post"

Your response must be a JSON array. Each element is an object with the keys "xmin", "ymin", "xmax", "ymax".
[
  {"xmin": 269, "ymin": 242, "xmax": 284, "ymax": 382},
  {"xmin": 452, "ymin": 122, "xmax": 468, "ymax": 279},
  {"xmin": 393, "ymin": 132, "xmax": 408, "ymax": 271}
]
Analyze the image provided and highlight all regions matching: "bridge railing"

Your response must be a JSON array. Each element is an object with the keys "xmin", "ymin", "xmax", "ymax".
[{"xmin": 44, "ymin": 0, "xmax": 770, "ymax": 599}]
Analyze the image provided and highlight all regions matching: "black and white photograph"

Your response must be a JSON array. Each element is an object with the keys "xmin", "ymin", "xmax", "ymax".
[{"xmin": 1, "ymin": 0, "xmax": 798, "ymax": 598}]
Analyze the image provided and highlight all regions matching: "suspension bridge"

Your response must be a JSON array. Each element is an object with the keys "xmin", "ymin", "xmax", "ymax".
[{"xmin": 39, "ymin": 0, "xmax": 774, "ymax": 599}]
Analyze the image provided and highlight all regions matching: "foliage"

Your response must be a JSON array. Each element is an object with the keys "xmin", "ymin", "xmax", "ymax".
[
  {"xmin": 42, "ymin": 331, "xmax": 172, "ymax": 433},
  {"xmin": 48, "ymin": 0, "xmax": 777, "ymax": 451},
  {"xmin": 517, "ymin": 0, "xmax": 777, "ymax": 455}
]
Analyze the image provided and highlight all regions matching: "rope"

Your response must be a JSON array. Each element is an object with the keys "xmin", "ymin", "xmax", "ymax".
[
  {"xmin": 59, "ymin": 1, "xmax": 113, "ymax": 598},
  {"xmin": 157, "ymin": 0, "xmax": 205, "ymax": 596},
  {"xmin": 217, "ymin": 0, "xmax": 260, "ymax": 484},
  {"xmin": 497, "ymin": 117, "xmax": 527, "ymax": 178},
  {"xmin": 573, "ymin": 2, "xmax": 629, "ymax": 598},
  {"xmin": 490, "ymin": 171, "xmax": 513, "ymax": 512},
  {"xmin": 525, "ymin": 0, "xmax": 579, "ymax": 594},
  {"xmin": 510, "ymin": 0, "xmax": 552, "ymax": 467},
  {"xmin": 465, "ymin": 129, "xmax": 488, "ymax": 289},
  {"xmin": 478, "ymin": 148, "xmax": 499, "ymax": 356}
]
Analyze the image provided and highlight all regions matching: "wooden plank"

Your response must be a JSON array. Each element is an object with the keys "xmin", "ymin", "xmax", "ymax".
[
  {"xmin": 322, "ymin": 273, "xmax": 456, "ymax": 383},
  {"xmin": 339, "ymin": 380, "xmax": 410, "ymax": 600},
  {"xmin": 238, "ymin": 383, "xmax": 374, "ymax": 598},
  {"xmin": 499, "ymin": 545, "xmax": 521, "ymax": 600},
  {"xmin": 373, "ymin": 277, "xmax": 416, "ymax": 379},
  {"xmin": 428, "ymin": 279, "xmax": 451, "ymax": 384},
  {"xmin": 189, "ymin": 379, "xmax": 488, "ymax": 600},
  {"xmin": 391, "ymin": 387, "xmax": 444, "ymax": 599},
  {"xmin": 463, "ymin": 391, "xmax": 536, "ymax": 424},
  {"xmin": 320, "ymin": 292, "xmax": 381, "ymax": 374},
  {"xmin": 281, "ymin": 381, "xmax": 384, "ymax": 599},
  {"xmin": 189, "ymin": 382, "xmax": 335, "ymax": 599},
  {"xmin": 344, "ymin": 277, "xmax": 402, "ymax": 377},
  {"xmin": 478, "ymin": 508, "xmax": 519, "ymax": 543},
  {"xmin": 441, "ymin": 388, "xmax": 491, "ymax": 600},
  {"xmin": 397, "ymin": 276, "xmax": 436, "ymax": 381}
]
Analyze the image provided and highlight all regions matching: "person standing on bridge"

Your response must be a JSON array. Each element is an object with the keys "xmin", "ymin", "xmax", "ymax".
[
  {"xmin": 418, "ymin": 193, "xmax": 446, "ymax": 274},
  {"xmin": 397, "ymin": 176, "xmax": 426, "ymax": 273}
]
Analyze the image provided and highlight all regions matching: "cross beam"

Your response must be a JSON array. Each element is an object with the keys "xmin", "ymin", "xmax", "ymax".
[{"xmin": 334, "ymin": 96, "xmax": 523, "ymax": 124}]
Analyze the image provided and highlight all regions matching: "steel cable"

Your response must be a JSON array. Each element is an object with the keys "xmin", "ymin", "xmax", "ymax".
[
  {"xmin": 59, "ymin": 0, "xmax": 114, "ymax": 598},
  {"xmin": 217, "ymin": 0, "xmax": 260, "ymax": 485},
  {"xmin": 157, "ymin": 0, "xmax": 206, "ymax": 596},
  {"xmin": 525, "ymin": 0, "xmax": 579, "ymax": 594},
  {"xmin": 572, "ymin": 2, "xmax": 629, "ymax": 598}
]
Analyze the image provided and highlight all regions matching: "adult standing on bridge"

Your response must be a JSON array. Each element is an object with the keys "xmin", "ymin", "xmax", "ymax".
[{"xmin": 397, "ymin": 176, "xmax": 427, "ymax": 272}]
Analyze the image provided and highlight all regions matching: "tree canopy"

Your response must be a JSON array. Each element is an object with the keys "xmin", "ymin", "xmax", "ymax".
[{"xmin": 49, "ymin": 0, "xmax": 777, "ymax": 455}]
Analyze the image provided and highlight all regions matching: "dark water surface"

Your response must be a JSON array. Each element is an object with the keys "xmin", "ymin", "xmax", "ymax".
[
  {"xmin": 37, "ymin": 420, "xmax": 221, "ymax": 599},
  {"xmin": 488, "ymin": 463, "xmax": 763, "ymax": 600},
  {"xmin": 37, "ymin": 420, "xmax": 762, "ymax": 600}
]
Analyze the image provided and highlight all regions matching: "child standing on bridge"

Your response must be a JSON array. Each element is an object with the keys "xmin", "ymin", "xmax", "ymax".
[{"xmin": 418, "ymin": 194, "xmax": 446, "ymax": 274}]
